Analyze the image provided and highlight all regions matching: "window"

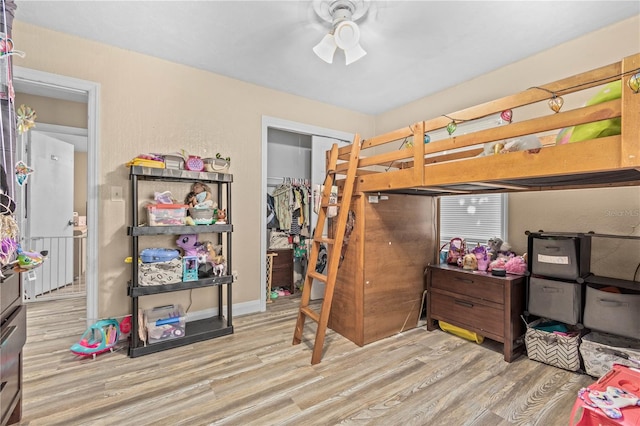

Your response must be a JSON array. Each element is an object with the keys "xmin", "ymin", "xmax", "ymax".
[{"xmin": 439, "ymin": 193, "xmax": 507, "ymax": 248}]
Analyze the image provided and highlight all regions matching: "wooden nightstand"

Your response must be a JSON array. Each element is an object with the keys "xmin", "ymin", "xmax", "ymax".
[{"xmin": 426, "ymin": 264, "xmax": 526, "ymax": 362}]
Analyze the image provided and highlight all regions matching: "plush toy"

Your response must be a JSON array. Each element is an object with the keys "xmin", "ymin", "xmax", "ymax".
[
  {"xmin": 461, "ymin": 253, "xmax": 478, "ymax": 270},
  {"xmin": 176, "ymin": 234, "xmax": 201, "ymax": 257},
  {"xmin": 186, "ymin": 182, "xmax": 214, "ymax": 208},
  {"xmin": 504, "ymin": 256, "xmax": 527, "ymax": 275},
  {"xmin": 471, "ymin": 244, "xmax": 490, "ymax": 271}
]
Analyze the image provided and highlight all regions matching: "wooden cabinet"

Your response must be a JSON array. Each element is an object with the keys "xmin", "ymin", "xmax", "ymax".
[
  {"xmin": 426, "ymin": 264, "xmax": 526, "ymax": 362},
  {"xmin": 1, "ymin": 272, "xmax": 25, "ymax": 426},
  {"xmin": 329, "ymin": 193, "xmax": 436, "ymax": 346},
  {"xmin": 267, "ymin": 249, "xmax": 294, "ymax": 294}
]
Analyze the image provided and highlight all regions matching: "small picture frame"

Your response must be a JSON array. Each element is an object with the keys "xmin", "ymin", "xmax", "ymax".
[{"xmin": 182, "ymin": 256, "xmax": 198, "ymax": 282}]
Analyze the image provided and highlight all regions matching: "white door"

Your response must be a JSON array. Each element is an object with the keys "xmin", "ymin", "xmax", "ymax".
[
  {"xmin": 310, "ymin": 136, "xmax": 350, "ymax": 300},
  {"xmin": 24, "ymin": 131, "xmax": 74, "ymax": 297}
]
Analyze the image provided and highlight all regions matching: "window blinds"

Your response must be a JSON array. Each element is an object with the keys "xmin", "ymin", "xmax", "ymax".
[{"xmin": 440, "ymin": 193, "xmax": 507, "ymax": 246}]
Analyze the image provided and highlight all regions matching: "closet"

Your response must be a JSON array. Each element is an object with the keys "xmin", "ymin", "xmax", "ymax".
[{"xmin": 266, "ymin": 128, "xmax": 348, "ymax": 298}]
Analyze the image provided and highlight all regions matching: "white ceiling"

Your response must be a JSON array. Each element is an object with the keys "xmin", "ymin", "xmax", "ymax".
[{"xmin": 14, "ymin": 1, "xmax": 640, "ymax": 115}]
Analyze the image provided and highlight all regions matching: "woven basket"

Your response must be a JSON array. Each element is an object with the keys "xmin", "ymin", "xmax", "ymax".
[{"xmin": 188, "ymin": 207, "xmax": 214, "ymax": 225}]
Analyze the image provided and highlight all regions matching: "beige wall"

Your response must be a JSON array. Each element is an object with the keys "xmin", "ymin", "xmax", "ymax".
[
  {"xmin": 12, "ymin": 21, "xmax": 374, "ymax": 318},
  {"xmin": 14, "ymin": 93, "xmax": 87, "ymax": 128},
  {"xmin": 11, "ymin": 16, "xmax": 640, "ymax": 317},
  {"xmin": 377, "ymin": 15, "xmax": 640, "ymax": 281}
]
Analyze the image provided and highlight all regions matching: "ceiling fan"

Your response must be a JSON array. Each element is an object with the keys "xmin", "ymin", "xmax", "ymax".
[{"xmin": 312, "ymin": 0, "xmax": 370, "ymax": 65}]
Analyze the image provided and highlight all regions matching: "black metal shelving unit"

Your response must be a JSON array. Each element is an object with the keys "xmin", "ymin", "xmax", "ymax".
[{"xmin": 127, "ymin": 165, "xmax": 233, "ymax": 357}]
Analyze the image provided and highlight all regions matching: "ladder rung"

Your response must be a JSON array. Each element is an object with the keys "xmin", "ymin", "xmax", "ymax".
[
  {"xmin": 314, "ymin": 237, "xmax": 335, "ymax": 245},
  {"xmin": 321, "ymin": 203, "xmax": 340, "ymax": 208},
  {"xmin": 307, "ymin": 271, "xmax": 327, "ymax": 283},
  {"xmin": 300, "ymin": 306, "xmax": 320, "ymax": 323}
]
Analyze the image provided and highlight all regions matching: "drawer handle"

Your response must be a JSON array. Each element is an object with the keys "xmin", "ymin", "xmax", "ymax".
[
  {"xmin": 597, "ymin": 298, "xmax": 628, "ymax": 308},
  {"xmin": 454, "ymin": 299, "xmax": 473, "ymax": 308},
  {"xmin": 1, "ymin": 325, "xmax": 17, "ymax": 347},
  {"xmin": 541, "ymin": 286, "xmax": 561, "ymax": 293},
  {"xmin": 454, "ymin": 277, "xmax": 474, "ymax": 284}
]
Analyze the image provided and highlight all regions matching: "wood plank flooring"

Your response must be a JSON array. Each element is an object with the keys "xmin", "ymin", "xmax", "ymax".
[{"xmin": 19, "ymin": 295, "xmax": 595, "ymax": 425}]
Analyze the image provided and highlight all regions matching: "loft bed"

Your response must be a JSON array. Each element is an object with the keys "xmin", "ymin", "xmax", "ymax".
[{"xmin": 335, "ymin": 53, "xmax": 640, "ymax": 196}]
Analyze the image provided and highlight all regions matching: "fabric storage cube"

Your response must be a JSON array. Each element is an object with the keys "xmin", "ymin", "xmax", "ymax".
[
  {"xmin": 525, "ymin": 318, "xmax": 582, "ymax": 371},
  {"xmin": 529, "ymin": 233, "xmax": 591, "ymax": 280},
  {"xmin": 583, "ymin": 283, "xmax": 640, "ymax": 339},
  {"xmin": 579, "ymin": 331, "xmax": 640, "ymax": 378},
  {"xmin": 528, "ymin": 276, "xmax": 582, "ymax": 325}
]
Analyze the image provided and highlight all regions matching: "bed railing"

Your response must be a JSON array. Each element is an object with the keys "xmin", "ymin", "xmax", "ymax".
[{"xmin": 334, "ymin": 52, "xmax": 639, "ymax": 195}]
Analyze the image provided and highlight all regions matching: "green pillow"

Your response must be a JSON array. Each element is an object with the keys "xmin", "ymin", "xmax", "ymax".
[{"xmin": 568, "ymin": 81, "xmax": 621, "ymax": 143}]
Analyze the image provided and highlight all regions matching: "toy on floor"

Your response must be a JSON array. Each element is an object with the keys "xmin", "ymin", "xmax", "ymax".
[{"xmin": 70, "ymin": 315, "xmax": 131, "ymax": 359}]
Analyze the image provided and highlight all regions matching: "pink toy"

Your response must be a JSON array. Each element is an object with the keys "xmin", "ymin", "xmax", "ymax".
[
  {"xmin": 176, "ymin": 234, "xmax": 201, "ymax": 257},
  {"xmin": 505, "ymin": 256, "xmax": 527, "ymax": 275}
]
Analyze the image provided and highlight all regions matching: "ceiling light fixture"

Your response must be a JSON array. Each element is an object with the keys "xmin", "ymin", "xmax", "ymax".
[{"xmin": 313, "ymin": 0, "xmax": 368, "ymax": 65}]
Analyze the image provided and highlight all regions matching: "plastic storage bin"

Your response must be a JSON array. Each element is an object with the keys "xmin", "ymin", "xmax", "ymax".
[
  {"xmin": 529, "ymin": 233, "xmax": 591, "ymax": 280},
  {"xmin": 583, "ymin": 284, "xmax": 640, "ymax": 340},
  {"xmin": 146, "ymin": 204, "xmax": 188, "ymax": 226},
  {"xmin": 188, "ymin": 207, "xmax": 215, "ymax": 225},
  {"xmin": 144, "ymin": 304, "xmax": 186, "ymax": 344},
  {"xmin": 580, "ymin": 331, "xmax": 640, "ymax": 378},
  {"xmin": 528, "ymin": 276, "xmax": 582, "ymax": 325},
  {"xmin": 140, "ymin": 248, "xmax": 179, "ymax": 263}
]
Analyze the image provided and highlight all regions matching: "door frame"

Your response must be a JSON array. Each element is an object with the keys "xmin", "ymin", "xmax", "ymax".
[
  {"xmin": 261, "ymin": 116, "xmax": 353, "ymax": 311},
  {"xmin": 13, "ymin": 66, "xmax": 100, "ymax": 325}
]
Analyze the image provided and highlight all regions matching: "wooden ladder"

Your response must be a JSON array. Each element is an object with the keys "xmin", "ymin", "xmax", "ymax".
[{"xmin": 292, "ymin": 135, "xmax": 361, "ymax": 365}]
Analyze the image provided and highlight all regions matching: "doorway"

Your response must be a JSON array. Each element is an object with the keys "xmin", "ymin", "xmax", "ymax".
[
  {"xmin": 13, "ymin": 66, "xmax": 100, "ymax": 325},
  {"xmin": 261, "ymin": 116, "xmax": 353, "ymax": 311}
]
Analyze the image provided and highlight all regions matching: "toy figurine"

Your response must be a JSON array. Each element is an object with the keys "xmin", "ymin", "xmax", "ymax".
[
  {"xmin": 186, "ymin": 182, "xmax": 214, "ymax": 208},
  {"xmin": 216, "ymin": 208, "xmax": 227, "ymax": 224}
]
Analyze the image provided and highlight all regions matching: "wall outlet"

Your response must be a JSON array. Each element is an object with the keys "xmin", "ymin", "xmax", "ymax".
[{"xmin": 232, "ymin": 270, "xmax": 239, "ymax": 281}]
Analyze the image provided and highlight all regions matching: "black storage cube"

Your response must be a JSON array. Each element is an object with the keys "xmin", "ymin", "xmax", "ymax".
[
  {"xmin": 528, "ymin": 233, "xmax": 591, "ymax": 280},
  {"xmin": 528, "ymin": 276, "xmax": 582, "ymax": 325}
]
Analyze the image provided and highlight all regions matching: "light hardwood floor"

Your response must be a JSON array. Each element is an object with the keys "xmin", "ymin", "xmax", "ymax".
[{"xmin": 19, "ymin": 295, "xmax": 595, "ymax": 426}]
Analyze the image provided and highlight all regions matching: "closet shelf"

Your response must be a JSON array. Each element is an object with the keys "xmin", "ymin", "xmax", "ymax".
[
  {"xmin": 128, "ymin": 317, "xmax": 233, "ymax": 357},
  {"xmin": 128, "ymin": 275, "xmax": 233, "ymax": 297},
  {"xmin": 128, "ymin": 224, "xmax": 233, "ymax": 236},
  {"xmin": 130, "ymin": 165, "xmax": 233, "ymax": 183}
]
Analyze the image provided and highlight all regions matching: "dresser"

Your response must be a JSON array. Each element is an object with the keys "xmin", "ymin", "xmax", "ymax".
[
  {"xmin": 329, "ymin": 193, "xmax": 436, "ymax": 346},
  {"xmin": 426, "ymin": 264, "xmax": 526, "ymax": 362},
  {"xmin": 1, "ymin": 272, "xmax": 25, "ymax": 426},
  {"xmin": 267, "ymin": 249, "xmax": 294, "ymax": 294}
]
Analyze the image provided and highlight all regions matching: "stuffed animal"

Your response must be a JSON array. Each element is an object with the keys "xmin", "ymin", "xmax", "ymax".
[
  {"xmin": 461, "ymin": 253, "xmax": 478, "ymax": 270},
  {"xmin": 176, "ymin": 234, "xmax": 201, "ymax": 257},
  {"xmin": 504, "ymin": 256, "xmax": 527, "ymax": 275}
]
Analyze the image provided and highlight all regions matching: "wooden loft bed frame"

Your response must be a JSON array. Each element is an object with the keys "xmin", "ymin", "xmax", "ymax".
[{"xmin": 335, "ymin": 52, "xmax": 640, "ymax": 196}]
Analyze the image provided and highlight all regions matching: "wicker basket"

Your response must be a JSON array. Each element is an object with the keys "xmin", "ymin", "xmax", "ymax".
[{"xmin": 188, "ymin": 207, "xmax": 214, "ymax": 225}]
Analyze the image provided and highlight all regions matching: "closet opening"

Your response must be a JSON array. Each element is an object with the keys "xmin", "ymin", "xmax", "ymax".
[{"xmin": 261, "ymin": 116, "xmax": 353, "ymax": 312}]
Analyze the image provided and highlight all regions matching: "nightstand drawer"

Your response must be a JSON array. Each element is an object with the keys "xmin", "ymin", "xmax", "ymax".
[
  {"xmin": 431, "ymin": 292, "xmax": 503, "ymax": 338},
  {"xmin": 1, "ymin": 304, "xmax": 26, "ymax": 425},
  {"xmin": 430, "ymin": 268, "xmax": 504, "ymax": 305},
  {"xmin": 1, "ymin": 272, "xmax": 20, "ymax": 317}
]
